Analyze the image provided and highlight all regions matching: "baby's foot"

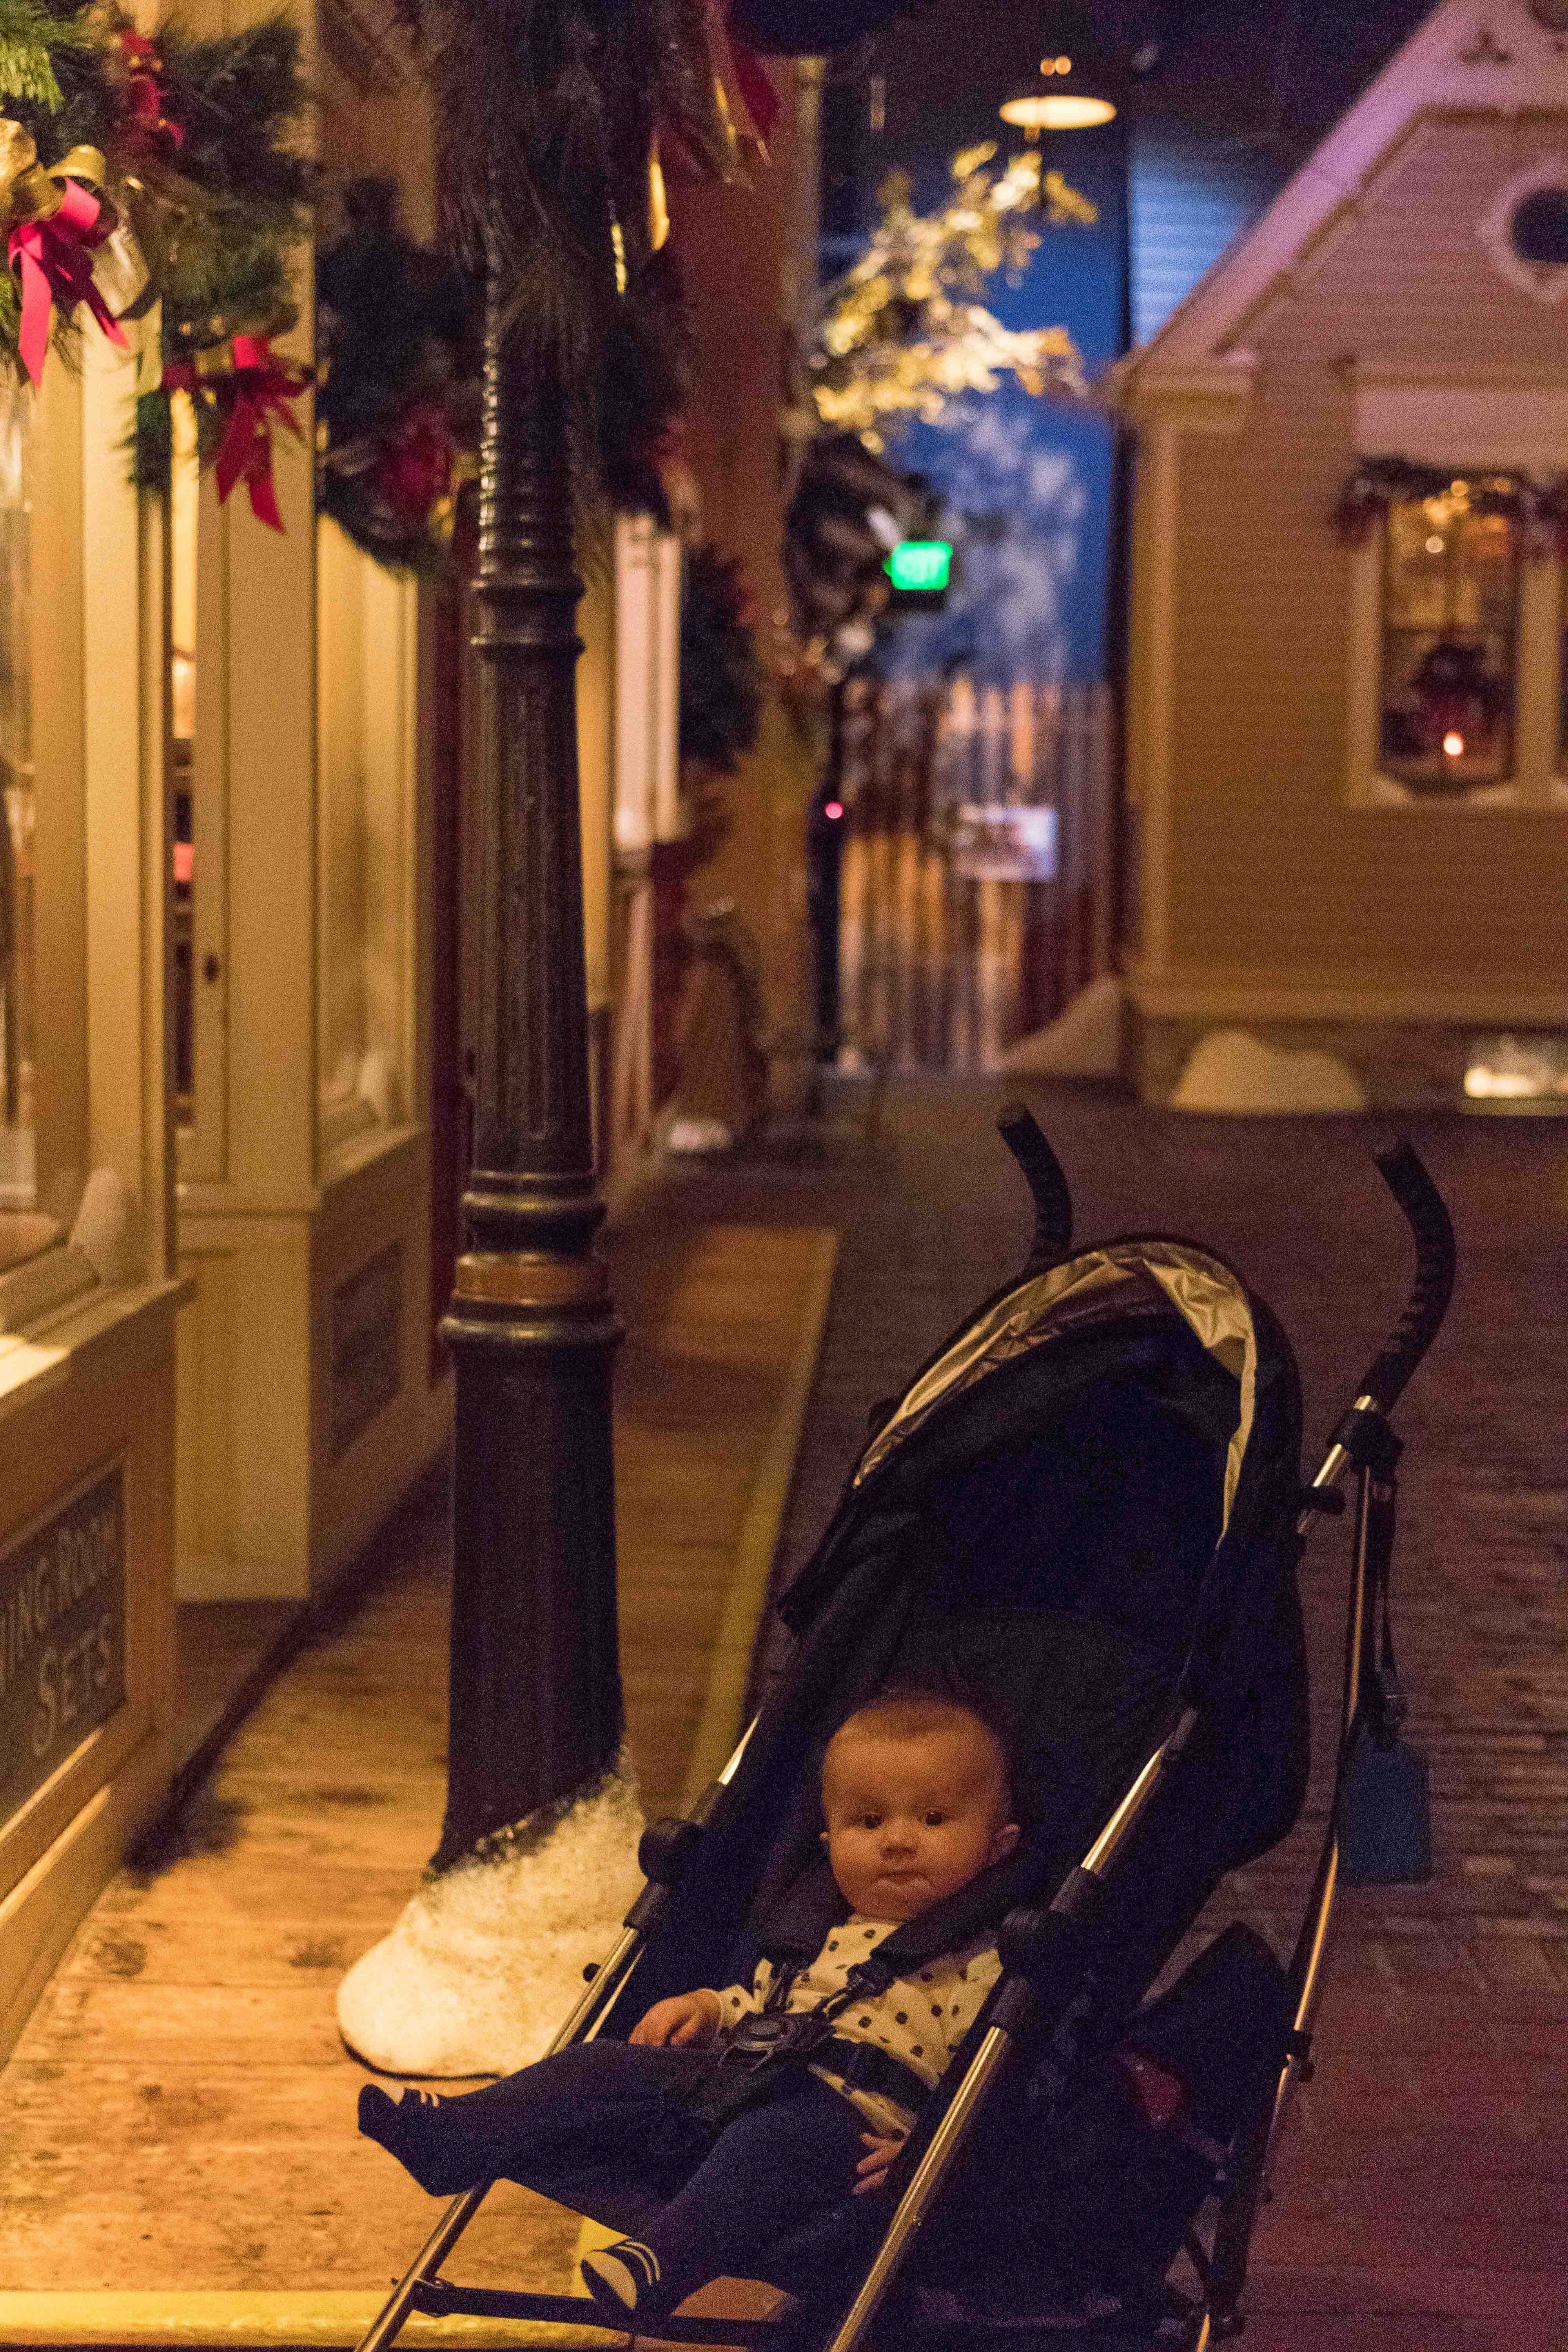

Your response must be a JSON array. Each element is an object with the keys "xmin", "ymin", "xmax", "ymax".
[
  {"xmin": 357, "ymin": 2083, "xmax": 460, "ymax": 2194},
  {"xmin": 580, "ymin": 2240, "xmax": 667, "ymax": 2324}
]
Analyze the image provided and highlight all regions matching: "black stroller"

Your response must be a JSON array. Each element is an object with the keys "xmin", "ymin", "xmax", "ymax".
[{"xmin": 358, "ymin": 1105, "xmax": 1454, "ymax": 2351}]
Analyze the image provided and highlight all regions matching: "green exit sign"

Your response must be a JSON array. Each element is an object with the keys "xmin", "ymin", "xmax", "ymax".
[{"xmin": 885, "ymin": 539, "xmax": 952, "ymax": 592}]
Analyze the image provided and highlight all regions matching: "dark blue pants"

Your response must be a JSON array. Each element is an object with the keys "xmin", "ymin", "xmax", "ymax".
[{"xmin": 409, "ymin": 2039, "xmax": 874, "ymax": 2307}]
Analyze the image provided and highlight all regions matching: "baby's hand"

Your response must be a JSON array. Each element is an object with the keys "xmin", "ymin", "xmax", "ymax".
[
  {"xmin": 630, "ymin": 1989, "xmax": 723, "ymax": 2047},
  {"xmin": 853, "ymin": 2129, "xmax": 907, "ymax": 2195}
]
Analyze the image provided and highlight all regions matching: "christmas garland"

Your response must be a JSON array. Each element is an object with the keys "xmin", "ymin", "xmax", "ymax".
[
  {"xmin": 1335, "ymin": 456, "xmax": 1568, "ymax": 559},
  {"xmin": 0, "ymin": 1, "xmax": 312, "ymax": 524},
  {"xmin": 383, "ymin": 0, "xmax": 770, "ymax": 530},
  {"xmin": 127, "ymin": 15, "xmax": 313, "ymax": 530}
]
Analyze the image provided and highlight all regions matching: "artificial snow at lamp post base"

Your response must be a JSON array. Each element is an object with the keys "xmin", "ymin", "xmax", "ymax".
[
  {"xmin": 336, "ymin": 1751, "xmax": 645, "ymax": 2078},
  {"xmin": 1171, "ymin": 1029, "xmax": 1368, "ymax": 1116}
]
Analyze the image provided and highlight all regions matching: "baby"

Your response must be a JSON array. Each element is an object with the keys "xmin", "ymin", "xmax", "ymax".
[{"xmin": 359, "ymin": 1690, "xmax": 1020, "ymax": 2325}]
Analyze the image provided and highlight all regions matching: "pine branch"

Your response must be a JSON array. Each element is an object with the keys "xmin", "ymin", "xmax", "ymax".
[
  {"xmin": 155, "ymin": 14, "xmax": 313, "ymax": 210},
  {"xmin": 0, "ymin": 0, "xmax": 95, "ymax": 109}
]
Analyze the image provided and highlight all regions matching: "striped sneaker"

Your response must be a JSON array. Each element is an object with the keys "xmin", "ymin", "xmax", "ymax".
[{"xmin": 580, "ymin": 2239, "xmax": 662, "ymax": 2320}]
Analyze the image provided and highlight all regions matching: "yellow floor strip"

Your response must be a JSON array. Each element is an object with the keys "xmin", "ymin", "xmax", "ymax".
[
  {"xmin": 0, "ymin": 2292, "xmax": 615, "ymax": 2348},
  {"xmin": 679, "ymin": 1229, "xmax": 839, "ymax": 1813}
]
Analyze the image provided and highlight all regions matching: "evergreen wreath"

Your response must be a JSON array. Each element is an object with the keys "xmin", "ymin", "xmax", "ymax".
[{"xmin": 315, "ymin": 176, "xmax": 479, "ymax": 573}]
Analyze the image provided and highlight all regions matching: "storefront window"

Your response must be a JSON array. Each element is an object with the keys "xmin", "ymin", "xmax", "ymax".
[
  {"xmin": 1379, "ymin": 495, "xmax": 1518, "ymax": 794},
  {"xmin": 0, "ymin": 379, "xmax": 34, "ymax": 1224}
]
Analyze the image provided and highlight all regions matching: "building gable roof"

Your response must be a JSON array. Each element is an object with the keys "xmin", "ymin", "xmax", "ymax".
[{"xmin": 1114, "ymin": 0, "xmax": 1568, "ymax": 393}]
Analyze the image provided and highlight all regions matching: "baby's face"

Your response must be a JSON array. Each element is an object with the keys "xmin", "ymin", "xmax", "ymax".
[{"xmin": 820, "ymin": 1721, "xmax": 1019, "ymax": 1923}]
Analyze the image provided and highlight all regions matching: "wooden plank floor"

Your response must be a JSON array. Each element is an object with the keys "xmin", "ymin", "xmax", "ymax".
[{"xmin": 0, "ymin": 1220, "xmax": 837, "ymax": 2300}]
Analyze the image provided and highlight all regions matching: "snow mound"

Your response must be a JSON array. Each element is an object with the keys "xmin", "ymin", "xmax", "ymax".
[
  {"xmin": 1171, "ymin": 1029, "xmax": 1367, "ymax": 1115},
  {"xmin": 999, "ymin": 976, "xmax": 1123, "ymax": 1078},
  {"xmin": 336, "ymin": 1750, "xmax": 645, "ymax": 2078}
]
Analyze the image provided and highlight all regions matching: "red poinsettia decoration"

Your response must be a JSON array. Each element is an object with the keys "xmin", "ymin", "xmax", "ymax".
[{"xmin": 373, "ymin": 402, "xmax": 459, "ymax": 527}]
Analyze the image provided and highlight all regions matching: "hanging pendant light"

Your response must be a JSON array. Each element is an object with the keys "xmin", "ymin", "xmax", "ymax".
[{"xmin": 999, "ymin": 53, "xmax": 1115, "ymax": 136}]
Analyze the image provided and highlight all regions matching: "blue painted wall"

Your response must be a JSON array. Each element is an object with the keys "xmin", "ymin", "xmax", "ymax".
[
  {"xmin": 875, "ymin": 122, "xmax": 1126, "ymax": 689},
  {"xmin": 868, "ymin": 125, "xmax": 1281, "ymax": 689},
  {"xmin": 1129, "ymin": 129, "xmax": 1284, "ymax": 347}
]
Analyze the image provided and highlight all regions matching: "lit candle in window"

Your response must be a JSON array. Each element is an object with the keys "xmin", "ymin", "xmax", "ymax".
[{"xmin": 1442, "ymin": 731, "xmax": 1465, "ymax": 757}]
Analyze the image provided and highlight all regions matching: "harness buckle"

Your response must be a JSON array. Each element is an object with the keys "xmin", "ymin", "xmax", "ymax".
[{"xmin": 717, "ymin": 2008, "xmax": 834, "ymax": 2073}]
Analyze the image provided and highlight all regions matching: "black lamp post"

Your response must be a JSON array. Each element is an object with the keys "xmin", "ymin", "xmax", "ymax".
[
  {"xmin": 414, "ymin": 0, "xmax": 747, "ymax": 1877},
  {"xmin": 431, "ymin": 287, "xmax": 624, "ymax": 1870}
]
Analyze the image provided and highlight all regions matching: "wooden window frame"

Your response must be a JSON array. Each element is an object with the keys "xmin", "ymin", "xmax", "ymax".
[{"xmin": 1346, "ymin": 507, "xmax": 1568, "ymax": 813}]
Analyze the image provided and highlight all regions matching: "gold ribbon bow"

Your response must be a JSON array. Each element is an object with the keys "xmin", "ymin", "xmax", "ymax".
[{"xmin": 0, "ymin": 124, "xmax": 109, "ymax": 234}]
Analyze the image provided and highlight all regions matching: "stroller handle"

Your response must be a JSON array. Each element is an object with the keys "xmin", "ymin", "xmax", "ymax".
[
  {"xmin": 996, "ymin": 1101, "xmax": 1073, "ymax": 1272},
  {"xmin": 1357, "ymin": 1140, "xmax": 1456, "ymax": 1416}
]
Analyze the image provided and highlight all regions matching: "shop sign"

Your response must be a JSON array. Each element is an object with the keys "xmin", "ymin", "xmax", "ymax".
[{"xmin": 0, "ymin": 1463, "xmax": 125, "ymax": 1830}]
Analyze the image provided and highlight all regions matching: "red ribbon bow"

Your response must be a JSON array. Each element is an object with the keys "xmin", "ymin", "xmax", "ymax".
[
  {"xmin": 163, "ymin": 334, "xmax": 310, "ymax": 533},
  {"xmin": 10, "ymin": 178, "xmax": 126, "ymax": 388}
]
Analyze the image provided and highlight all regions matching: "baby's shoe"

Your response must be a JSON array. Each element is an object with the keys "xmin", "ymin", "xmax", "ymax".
[
  {"xmin": 357, "ymin": 2083, "xmax": 456, "ymax": 2194},
  {"xmin": 580, "ymin": 2239, "xmax": 666, "ymax": 2323}
]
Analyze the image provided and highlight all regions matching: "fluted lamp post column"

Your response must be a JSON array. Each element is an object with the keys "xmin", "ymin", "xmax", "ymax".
[
  {"xmin": 436, "ymin": 301, "xmax": 624, "ymax": 1869},
  {"xmin": 335, "ymin": 275, "xmax": 645, "ymax": 2084}
]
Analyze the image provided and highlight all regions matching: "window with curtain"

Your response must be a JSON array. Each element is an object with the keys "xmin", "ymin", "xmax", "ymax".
[{"xmin": 1377, "ymin": 494, "xmax": 1519, "ymax": 795}]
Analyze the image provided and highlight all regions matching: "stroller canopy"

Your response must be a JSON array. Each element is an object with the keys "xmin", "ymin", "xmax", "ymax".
[{"xmin": 856, "ymin": 1241, "xmax": 1258, "ymax": 1534}]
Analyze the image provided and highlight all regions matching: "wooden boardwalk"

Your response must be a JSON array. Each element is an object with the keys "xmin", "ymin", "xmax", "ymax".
[{"xmin": 0, "ymin": 1216, "xmax": 837, "ymax": 2323}]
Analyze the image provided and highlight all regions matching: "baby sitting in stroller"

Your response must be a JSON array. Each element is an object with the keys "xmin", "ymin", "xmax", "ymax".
[{"xmin": 358, "ymin": 1688, "xmax": 1019, "ymax": 2327}]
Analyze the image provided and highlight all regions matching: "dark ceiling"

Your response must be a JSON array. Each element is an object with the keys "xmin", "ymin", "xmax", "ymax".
[{"xmin": 740, "ymin": 0, "xmax": 1437, "ymax": 182}]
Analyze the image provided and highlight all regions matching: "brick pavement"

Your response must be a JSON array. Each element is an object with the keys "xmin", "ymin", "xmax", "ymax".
[{"xmin": 667, "ymin": 1073, "xmax": 1568, "ymax": 2345}]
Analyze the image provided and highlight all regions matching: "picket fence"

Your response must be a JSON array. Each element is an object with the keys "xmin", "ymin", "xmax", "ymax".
[{"xmin": 836, "ymin": 678, "xmax": 1116, "ymax": 1073}]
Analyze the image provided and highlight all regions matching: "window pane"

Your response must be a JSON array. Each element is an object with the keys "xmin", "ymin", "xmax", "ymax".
[
  {"xmin": 1379, "ymin": 497, "xmax": 1517, "ymax": 792},
  {"xmin": 0, "ymin": 380, "xmax": 36, "ymax": 1214},
  {"xmin": 316, "ymin": 517, "xmax": 410, "ymax": 1158}
]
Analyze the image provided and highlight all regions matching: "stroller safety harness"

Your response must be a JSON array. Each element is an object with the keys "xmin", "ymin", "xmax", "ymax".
[{"xmin": 354, "ymin": 1109, "xmax": 1455, "ymax": 2352}]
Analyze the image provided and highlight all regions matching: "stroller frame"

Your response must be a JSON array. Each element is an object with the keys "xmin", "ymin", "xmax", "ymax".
[{"xmin": 356, "ymin": 1116, "xmax": 1454, "ymax": 2352}]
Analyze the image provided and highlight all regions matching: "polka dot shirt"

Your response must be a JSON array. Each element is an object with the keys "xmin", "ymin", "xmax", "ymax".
[{"xmin": 711, "ymin": 1917, "xmax": 1002, "ymax": 2134}]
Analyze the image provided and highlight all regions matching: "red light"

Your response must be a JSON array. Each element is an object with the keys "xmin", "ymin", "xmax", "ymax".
[{"xmin": 824, "ymin": 800, "xmax": 844, "ymax": 820}]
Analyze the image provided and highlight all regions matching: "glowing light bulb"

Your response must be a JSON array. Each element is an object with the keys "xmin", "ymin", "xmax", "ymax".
[
  {"xmin": 1425, "ymin": 535, "xmax": 1444, "ymax": 554},
  {"xmin": 1442, "ymin": 732, "xmax": 1465, "ymax": 757},
  {"xmin": 824, "ymin": 800, "xmax": 844, "ymax": 821}
]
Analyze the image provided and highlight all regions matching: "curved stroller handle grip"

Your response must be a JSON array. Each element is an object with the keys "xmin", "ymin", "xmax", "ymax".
[
  {"xmin": 1359, "ymin": 1140, "xmax": 1456, "ymax": 1414},
  {"xmin": 996, "ymin": 1101, "xmax": 1073, "ymax": 1273}
]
